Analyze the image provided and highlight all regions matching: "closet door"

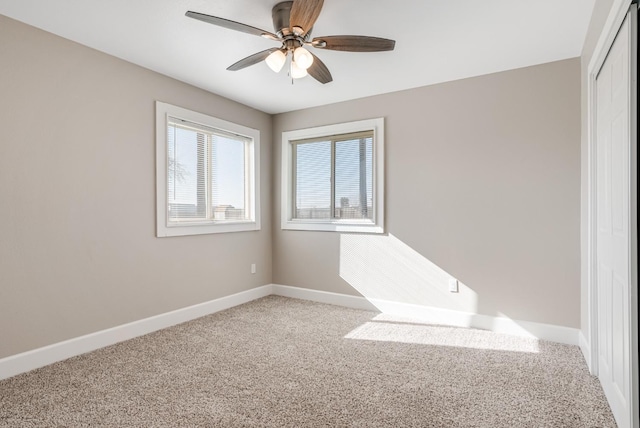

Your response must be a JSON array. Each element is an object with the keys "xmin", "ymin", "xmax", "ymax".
[{"xmin": 595, "ymin": 9, "xmax": 636, "ymax": 428}]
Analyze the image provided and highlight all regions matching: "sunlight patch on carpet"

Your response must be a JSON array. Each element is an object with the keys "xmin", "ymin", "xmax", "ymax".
[{"xmin": 344, "ymin": 319, "xmax": 540, "ymax": 353}]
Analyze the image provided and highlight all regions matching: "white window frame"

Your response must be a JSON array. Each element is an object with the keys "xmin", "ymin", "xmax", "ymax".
[
  {"xmin": 281, "ymin": 118, "xmax": 384, "ymax": 233},
  {"xmin": 156, "ymin": 101, "xmax": 260, "ymax": 237}
]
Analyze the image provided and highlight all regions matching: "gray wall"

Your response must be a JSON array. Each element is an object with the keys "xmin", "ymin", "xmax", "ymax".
[
  {"xmin": 1, "ymin": 10, "xmax": 587, "ymax": 361},
  {"xmin": 0, "ymin": 15, "xmax": 272, "ymax": 359},
  {"xmin": 273, "ymin": 58, "xmax": 582, "ymax": 328}
]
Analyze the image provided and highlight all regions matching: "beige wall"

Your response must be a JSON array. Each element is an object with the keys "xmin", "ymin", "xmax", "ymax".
[
  {"xmin": 0, "ymin": 15, "xmax": 272, "ymax": 359},
  {"xmin": 273, "ymin": 58, "xmax": 581, "ymax": 328},
  {"xmin": 1, "ymin": 10, "xmax": 588, "ymax": 360},
  {"xmin": 579, "ymin": 0, "xmax": 616, "ymax": 349}
]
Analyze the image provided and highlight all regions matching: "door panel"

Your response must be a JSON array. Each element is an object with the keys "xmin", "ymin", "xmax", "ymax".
[{"xmin": 595, "ymin": 10, "xmax": 632, "ymax": 428}]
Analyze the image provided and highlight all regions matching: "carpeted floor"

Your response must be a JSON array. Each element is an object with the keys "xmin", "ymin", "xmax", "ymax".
[{"xmin": 0, "ymin": 296, "xmax": 616, "ymax": 427}]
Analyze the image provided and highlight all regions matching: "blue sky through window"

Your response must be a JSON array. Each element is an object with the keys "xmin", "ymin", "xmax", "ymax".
[{"xmin": 168, "ymin": 125, "xmax": 246, "ymax": 211}]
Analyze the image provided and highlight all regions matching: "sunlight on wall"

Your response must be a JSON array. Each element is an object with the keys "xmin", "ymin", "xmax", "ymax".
[
  {"xmin": 338, "ymin": 234, "xmax": 569, "ymax": 343},
  {"xmin": 345, "ymin": 315, "xmax": 540, "ymax": 353},
  {"xmin": 339, "ymin": 233, "xmax": 478, "ymax": 313}
]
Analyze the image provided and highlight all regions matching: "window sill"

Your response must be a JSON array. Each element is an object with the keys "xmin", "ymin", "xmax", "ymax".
[
  {"xmin": 281, "ymin": 219, "xmax": 384, "ymax": 234},
  {"xmin": 158, "ymin": 221, "xmax": 260, "ymax": 237}
]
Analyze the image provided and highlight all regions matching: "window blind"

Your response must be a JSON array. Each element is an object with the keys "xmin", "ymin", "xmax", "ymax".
[
  {"xmin": 292, "ymin": 131, "xmax": 374, "ymax": 221},
  {"xmin": 167, "ymin": 117, "xmax": 250, "ymax": 223},
  {"xmin": 335, "ymin": 137, "xmax": 373, "ymax": 220}
]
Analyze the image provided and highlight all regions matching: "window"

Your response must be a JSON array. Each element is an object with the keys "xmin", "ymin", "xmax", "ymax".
[
  {"xmin": 281, "ymin": 118, "xmax": 384, "ymax": 233},
  {"xmin": 156, "ymin": 102, "xmax": 260, "ymax": 237}
]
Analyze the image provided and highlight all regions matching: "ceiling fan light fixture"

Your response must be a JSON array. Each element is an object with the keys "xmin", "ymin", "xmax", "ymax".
[
  {"xmin": 266, "ymin": 49, "xmax": 287, "ymax": 72},
  {"xmin": 185, "ymin": 0, "xmax": 395, "ymax": 84},
  {"xmin": 290, "ymin": 60, "xmax": 308, "ymax": 79},
  {"xmin": 293, "ymin": 46, "xmax": 314, "ymax": 70}
]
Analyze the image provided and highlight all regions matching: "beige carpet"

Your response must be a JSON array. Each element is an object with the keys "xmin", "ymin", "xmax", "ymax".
[{"xmin": 0, "ymin": 296, "xmax": 615, "ymax": 427}]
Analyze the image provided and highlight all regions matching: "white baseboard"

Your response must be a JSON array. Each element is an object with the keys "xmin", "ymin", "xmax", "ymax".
[
  {"xmin": 0, "ymin": 285, "xmax": 273, "ymax": 381},
  {"xmin": 272, "ymin": 284, "xmax": 580, "ymax": 345},
  {"xmin": 579, "ymin": 330, "xmax": 593, "ymax": 373},
  {"xmin": 1, "ymin": 283, "xmax": 581, "ymax": 381},
  {"xmin": 272, "ymin": 284, "xmax": 379, "ymax": 311}
]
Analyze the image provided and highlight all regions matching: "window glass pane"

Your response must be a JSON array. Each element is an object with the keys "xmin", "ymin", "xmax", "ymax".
[
  {"xmin": 295, "ymin": 141, "xmax": 331, "ymax": 219},
  {"xmin": 157, "ymin": 102, "xmax": 259, "ymax": 237},
  {"xmin": 335, "ymin": 137, "xmax": 373, "ymax": 220},
  {"xmin": 167, "ymin": 124, "xmax": 206, "ymax": 221},
  {"xmin": 211, "ymin": 135, "xmax": 247, "ymax": 221},
  {"xmin": 280, "ymin": 118, "xmax": 382, "ymax": 233}
]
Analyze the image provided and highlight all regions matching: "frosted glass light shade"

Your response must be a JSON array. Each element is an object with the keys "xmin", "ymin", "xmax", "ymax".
[
  {"xmin": 290, "ymin": 60, "xmax": 308, "ymax": 79},
  {"xmin": 293, "ymin": 47, "xmax": 314, "ymax": 70},
  {"xmin": 266, "ymin": 50, "xmax": 286, "ymax": 72}
]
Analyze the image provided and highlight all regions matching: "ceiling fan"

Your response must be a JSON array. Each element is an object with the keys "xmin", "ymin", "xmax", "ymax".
[{"xmin": 185, "ymin": 0, "xmax": 396, "ymax": 84}]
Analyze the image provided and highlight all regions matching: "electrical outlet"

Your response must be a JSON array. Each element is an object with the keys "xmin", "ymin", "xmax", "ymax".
[
  {"xmin": 250, "ymin": 263, "xmax": 256, "ymax": 274},
  {"xmin": 448, "ymin": 278, "xmax": 458, "ymax": 293}
]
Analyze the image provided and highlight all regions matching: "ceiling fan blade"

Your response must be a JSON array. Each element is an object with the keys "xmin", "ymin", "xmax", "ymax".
[
  {"xmin": 290, "ymin": 0, "xmax": 324, "ymax": 36},
  {"xmin": 186, "ymin": 11, "xmax": 279, "ymax": 41},
  {"xmin": 227, "ymin": 48, "xmax": 280, "ymax": 71},
  {"xmin": 307, "ymin": 53, "xmax": 332, "ymax": 84},
  {"xmin": 312, "ymin": 35, "xmax": 396, "ymax": 52}
]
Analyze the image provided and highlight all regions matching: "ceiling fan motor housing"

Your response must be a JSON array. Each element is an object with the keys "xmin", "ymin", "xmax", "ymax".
[{"xmin": 273, "ymin": 1, "xmax": 295, "ymax": 38}]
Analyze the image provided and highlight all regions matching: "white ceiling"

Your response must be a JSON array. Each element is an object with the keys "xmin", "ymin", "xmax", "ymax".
[{"xmin": 0, "ymin": 0, "xmax": 595, "ymax": 114}]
